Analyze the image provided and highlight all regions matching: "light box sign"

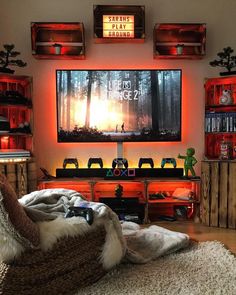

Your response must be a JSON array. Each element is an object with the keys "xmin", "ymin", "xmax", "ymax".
[{"xmin": 103, "ymin": 15, "xmax": 134, "ymax": 38}]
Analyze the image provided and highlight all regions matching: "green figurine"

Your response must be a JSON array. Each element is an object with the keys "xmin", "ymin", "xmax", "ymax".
[{"xmin": 178, "ymin": 148, "xmax": 197, "ymax": 178}]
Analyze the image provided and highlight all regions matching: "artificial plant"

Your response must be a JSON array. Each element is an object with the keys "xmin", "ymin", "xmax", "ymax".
[
  {"xmin": 0, "ymin": 44, "xmax": 27, "ymax": 74},
  {"xmin": 209, "ymin": 46, "xmax": 236, "ymax": 76}
]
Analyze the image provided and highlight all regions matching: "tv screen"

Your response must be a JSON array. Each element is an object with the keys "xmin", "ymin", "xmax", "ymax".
[{"xmin": 56, "ymin": 70, "xmax": 181, "ymax": 142}]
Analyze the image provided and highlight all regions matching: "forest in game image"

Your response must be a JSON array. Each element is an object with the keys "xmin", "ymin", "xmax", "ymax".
[{"xmin": 56, "ymin": 70, "xmax": 181, "ymax": 142}]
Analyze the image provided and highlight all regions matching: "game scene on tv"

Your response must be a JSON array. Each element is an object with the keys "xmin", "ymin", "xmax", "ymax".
[{"xmin": 56, "ymin": 70, "xmax": 181, "ymax": 142}]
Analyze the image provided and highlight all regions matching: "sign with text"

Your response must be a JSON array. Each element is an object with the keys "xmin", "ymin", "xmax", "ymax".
[{"xmin": 103, "ymin": 15, "xmax": 134, "ymax": 38}]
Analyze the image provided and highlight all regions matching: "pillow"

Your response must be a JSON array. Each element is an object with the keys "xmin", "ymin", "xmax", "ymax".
[{"xmin": 0, "ymin": 174, "xmax": 40, "ymax": 247}]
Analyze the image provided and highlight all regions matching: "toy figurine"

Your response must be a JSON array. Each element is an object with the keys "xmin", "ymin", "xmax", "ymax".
[
  {"xmin": 178, "ymin": 148, "xmax": 197, "ymax": 178},
  {"xmin": 115, "ymin": 184, "xmax": 123, "ymax": 198}
]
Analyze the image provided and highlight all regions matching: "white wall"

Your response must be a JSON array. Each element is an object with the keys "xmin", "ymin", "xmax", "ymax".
[{"xmin": 1, "ymin": 0, "xmax": 236, "ymax": 175}]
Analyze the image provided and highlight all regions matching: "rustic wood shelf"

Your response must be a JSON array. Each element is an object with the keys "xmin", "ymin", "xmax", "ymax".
[
  {"xmin": 31, "ymin": 22, "xmax": 85, "ymax": 59},
  {"xmin": 201, "ymin": 161, "xmax": 236, "ymax": 228},
  {"xmin": 153, "ymin": 23, "xmax": 206, "ymax": 59},
  {"xmin": 205, "ymin": 76, "xmax": 236, "ymax": 159},
  {"xmin": 0, "ymin": 74, "xmax": 33, "ymax": 153},
  {"xmin": 38, "ymin": 177, "xmax": 200, "ymax": 223}
]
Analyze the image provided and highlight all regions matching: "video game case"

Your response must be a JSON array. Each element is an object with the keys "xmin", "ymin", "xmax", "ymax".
[{"xmin": 234, "ymin": 113, "xmax": 236, "ymax": 132}]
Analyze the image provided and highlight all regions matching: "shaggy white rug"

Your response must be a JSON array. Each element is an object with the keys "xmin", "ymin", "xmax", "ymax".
[{"xmin": 76, "ymin": 241, "xmax": 236, "ymax": 295}]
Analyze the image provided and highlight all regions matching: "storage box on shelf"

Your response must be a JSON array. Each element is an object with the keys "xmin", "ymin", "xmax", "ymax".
[
  {"xmin": 204, "ymin": 76, "xmax": 236, "ymax": 159},
  {"xmin": 94, "ymin": 5, "xmax": 145, "ymax": 43},
  {"xmin": 31, "ymin": 22, "xmax": 85, "ymax": 59},
  {"xmin": 153, "ymin": 23, "xmax": 206, "ymax": 59},
  {"xmin": 38, "ymin": 177, "xmax": 200, "ymax": 223}
]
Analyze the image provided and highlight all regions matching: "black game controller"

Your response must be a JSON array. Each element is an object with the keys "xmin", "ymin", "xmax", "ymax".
[
  {"xmin": 87, "ymin": 157, "xmax": 103, "ymax": 168},
  {"xmin": 112, "ymin": 158, "xmax": 129, "ymax": 169},
  {"xmin": 138, "ymin": 158, "xmax": 154, "ymax": 168},
  {"xmin": 65, "ymin": 206, "xmax": 94, "ymax": 225},
  {"xmin": 161, "ymin": 158, "xmax": 177, "ymax": 168},
  {"xmin": 63, "ymin": 158, "xmax": 79, "ymax": 169}
]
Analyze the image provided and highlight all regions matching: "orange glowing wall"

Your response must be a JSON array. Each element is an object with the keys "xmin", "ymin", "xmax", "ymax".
[{"xmin": 2, "ymin": 0, "xmax": 235, "ymax": 176}]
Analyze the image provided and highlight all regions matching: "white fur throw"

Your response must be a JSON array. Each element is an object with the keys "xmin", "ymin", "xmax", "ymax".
[{"xmin": 0, "ymin": 189, "xmax": 189, "ymax": 270}]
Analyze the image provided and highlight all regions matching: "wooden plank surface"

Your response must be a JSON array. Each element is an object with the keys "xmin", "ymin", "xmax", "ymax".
[
  {"xmin": 219, "ymin": 162, "xmax": 228, "ymax": 228},
  {"xmin": 228, "ymin": 163, "xmax": 236, "ymax": 229},
  {"xmin": 6, "ymin": 164, "xmax": 17, "ymax": 192},
  {"xmin": 201, "ymin": 162, "xmax": 210, "ymax": 225},
  {"xmin": 0, "ymin": 164, "xmax": 5, "ymax": 175},
  {"xmin": 17, "ymin": 163, "xmax": 28, "ymax": 197},
  {"xmin": 27, "ymin": 161, "xmax": 37, "ymax": 193},
  {"xmin": 210, "ymin": 162, "xmax": 219, "ymax": 227}
]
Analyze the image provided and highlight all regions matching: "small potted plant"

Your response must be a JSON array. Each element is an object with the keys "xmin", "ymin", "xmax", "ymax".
[
  {"xmin": 53, "ymin": 43, "xmax": 62, "ymax": 55},
  {"xmin": 176, "ymin": 44, "xmax": 184, "ymax": 55},
  {"xmin": 0, "ymin": 44, "xmax": 27, "ymax": 74},
  {"xmin": 209, "ymin": 46, "xmax": 236, "ymax": 76}
]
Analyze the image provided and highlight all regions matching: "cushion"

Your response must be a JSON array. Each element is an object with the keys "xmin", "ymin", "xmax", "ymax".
[{"xmin": 0, "ymin": 174, "xmax": 40, "ymax": 247}]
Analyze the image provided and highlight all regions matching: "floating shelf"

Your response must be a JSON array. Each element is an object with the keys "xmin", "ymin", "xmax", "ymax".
[
  {"xmin": 31, "ymin": 22, "xmax": 85, "ymax": 59},
  {"xmin": 153, "ymin": 23, "xmax": 206, "ymax": 59}
]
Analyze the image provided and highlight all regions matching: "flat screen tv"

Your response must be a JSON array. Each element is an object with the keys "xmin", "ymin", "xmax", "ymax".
[{"xmin": 56, "ymin": 70, "xmax": 181, "ymax": 142}]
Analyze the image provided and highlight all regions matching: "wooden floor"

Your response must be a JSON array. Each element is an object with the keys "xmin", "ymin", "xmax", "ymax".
[{"xmin": 152, "ymin": 221, "xmax": 236, "ymax": 254}]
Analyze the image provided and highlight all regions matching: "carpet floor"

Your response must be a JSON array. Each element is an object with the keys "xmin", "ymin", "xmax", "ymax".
[{"xmin": 76, "ymin": 241, "xmax": 236, "ymax": 295}]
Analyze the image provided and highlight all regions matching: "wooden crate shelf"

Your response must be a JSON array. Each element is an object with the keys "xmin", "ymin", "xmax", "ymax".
[
  {"xmin": 205, "ymin": 76, "xmax": 236, "ymax": 159},
  {"xmin": 31, "ymin": 22, "xmax": 85, "ymax": 59},
  {"xmin": 201, "ymin": 160, "xmax": 236, "ymax": 228},
  {"xmin": 0, "ymin": 74, "xmax": 33, "ymax": 153},
  {"xmin": 153, "ymin": 23, "xmax": 206, "ymax": 59},
  {"xmin": 0, "ymin": 160, "xmax": 37, "ymax": 197}
]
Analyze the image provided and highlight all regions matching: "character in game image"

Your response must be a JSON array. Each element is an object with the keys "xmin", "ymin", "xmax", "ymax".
[
  {"xmin": 178, "ymin": 147, "xmax": 197, "ymax": 178},
  {"xmin": 121, "ymin": 123, "xmax": 125, "ymax": 133}
]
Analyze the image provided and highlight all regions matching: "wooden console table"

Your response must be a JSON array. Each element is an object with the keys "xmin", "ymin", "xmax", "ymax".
[{"xmin": 38, "ymin": 177, "xmax": 200, "ymax": 223}]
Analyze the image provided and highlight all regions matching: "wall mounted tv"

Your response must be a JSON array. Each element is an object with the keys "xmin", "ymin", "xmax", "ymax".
[{"xmin": 56, "ymin": 70, "xmax": 181, "ymax": 142}]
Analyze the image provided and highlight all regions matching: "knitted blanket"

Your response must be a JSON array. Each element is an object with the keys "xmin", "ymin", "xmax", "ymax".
[{"xmin": 18, "ymin": 188, "xmax": 189, "ymax": 268}]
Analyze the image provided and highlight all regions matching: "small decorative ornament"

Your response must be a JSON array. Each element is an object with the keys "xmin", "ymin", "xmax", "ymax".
[
  {"xmin": 219, "ymin": 139, "xmax": 233, "ymax": 160},
  {"xmin": 0, "ymin": 44, "xmax": 27, "ymax": 74},
  {"xmin": 177, "ymin": 147, "xmax": 197, "ymax": 178},
  {"xmin": 219, "ymin": 89, "xmax": 233, "ymax": 105},
  {"xmin": 209, "ymin": 46, "xmax": 236, "ymax": 76}
]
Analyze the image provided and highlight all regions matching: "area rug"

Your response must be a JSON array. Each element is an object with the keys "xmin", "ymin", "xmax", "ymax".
[{"xmin": 76, "ymin": 241, "xmax": 236, "ymax": 295}]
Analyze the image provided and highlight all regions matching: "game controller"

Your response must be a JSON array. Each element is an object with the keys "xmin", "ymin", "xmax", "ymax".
[
  {"xmin": 138, "ymin": 158, "xmax": 154, "ymax": 168},
  {"xmin": 63, "ymin": 158, "xmax": 79, "ymax": 169},
  {"xmin": 87, "ymin": 157, "xmax": 103, "ymax": 168},
  {"xmin": 65, "ymin": 206, "xmax": 94, "ymax": 225},
  {"xmin": 112, "ymin": 158, "xmax": 129, "ymax": 169},
  {"xmin": 161, "ymin": 158, "xmax": 177, "ymax": 168}
]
